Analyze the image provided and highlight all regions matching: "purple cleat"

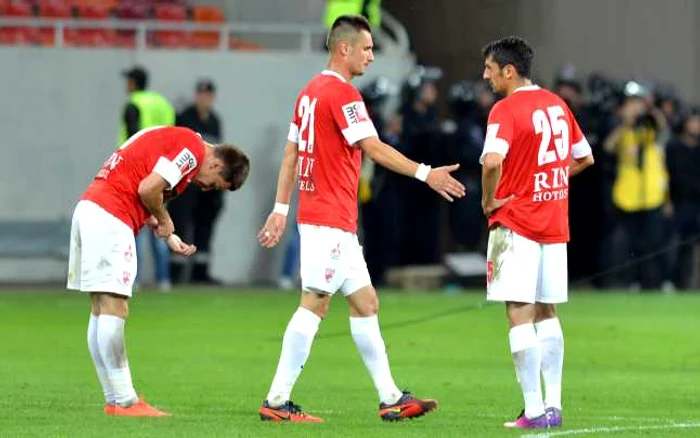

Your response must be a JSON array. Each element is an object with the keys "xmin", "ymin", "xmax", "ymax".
[
  {"xmin": 504, "ymin": 409, "xmax": 550, "ymax": 429},
  {"xmin": 546, "ymin": 407, "xmax": 562, "ymax": 427}
]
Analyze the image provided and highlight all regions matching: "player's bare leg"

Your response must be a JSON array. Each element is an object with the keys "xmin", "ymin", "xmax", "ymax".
[
  {"xmin": 96, "ymin": 293, "xmax": 169, "ymax": 417},
  {"xmin": 346, "ymin": 286, "xmax": 437, "ymax": 421},
  {"xmin": 536, "ymin": 303, "xmax": 563, "ymax": 427},
  {"xmin": 504, "ymin": 302, "xmax": 548, "ymax": 429},
  {"xmin": 260, "ymin": 291, "xmax": 326, "ymax": 423}
]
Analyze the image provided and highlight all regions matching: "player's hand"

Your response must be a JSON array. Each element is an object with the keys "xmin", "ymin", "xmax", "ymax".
[
  {"xmin": 146, "ymin": 216, "xmax": 158, "ymax": 228},
  {"xmin": 426, "ymin": 164, "xmax": 466, "ymax": 202},
  {"xmin": 154, "ymin": 216, "xmax": 175, "ymax": 238},
  {"xmin": 258, "ymin": 213, "xmax": 287, "ymax": 248},
  {"xmin": 482, "ymin": 195, "xmax": 516, "ymax": 218},
  {"xmin": 166, "ymin": 234, "xmax": 197, "ymax": 256}
]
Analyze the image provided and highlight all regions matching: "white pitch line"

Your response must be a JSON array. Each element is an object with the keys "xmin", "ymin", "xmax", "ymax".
[
  {"xmin": 520, "ymin": 421, "xmax": 700, "ymax": 437},
  {"xmin": 478, "ymin": 413, "xmax": 670, "ymax": 423}
]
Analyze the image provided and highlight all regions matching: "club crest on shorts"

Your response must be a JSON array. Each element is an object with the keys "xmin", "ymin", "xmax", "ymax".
[
  {"xmin": 124, "ymin": 244, "xmax": 133, "ymax": 263},
  {"xmin": 487, "ymin": 260, "xmax": 493, "ymax": 284},
  {"xmin": 325, "ymin": 268, "xmax": 335, "ymax": 283},
  {"xmin": 330, "ymin": 242, "xmax": 341, "ymax": 260},
  {"xmin": 122, "ymin": 270, "xmax": 131, "ymax": 285}
]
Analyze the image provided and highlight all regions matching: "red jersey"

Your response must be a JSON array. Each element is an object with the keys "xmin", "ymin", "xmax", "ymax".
[
  {"xmin": 288, "ymin": 70, "xmax": 378, "ymax": 233},
  {"xmin": 81, "ymin": 126, "xmax": 206, "ymax": 234},
  {"xmin": 480, "ymin": 86, "xmax": 592, "ymax": 243}
]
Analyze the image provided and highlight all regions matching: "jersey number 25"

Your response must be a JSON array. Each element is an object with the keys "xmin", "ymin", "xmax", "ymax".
[{"xmin": 533, "ymin": 105, "xmax": 569, "ymax": 166}]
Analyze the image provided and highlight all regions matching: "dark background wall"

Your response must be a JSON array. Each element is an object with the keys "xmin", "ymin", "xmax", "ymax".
[{"xmin": 384, "ymin": 0, "xmax": 700, "ymax": 101}]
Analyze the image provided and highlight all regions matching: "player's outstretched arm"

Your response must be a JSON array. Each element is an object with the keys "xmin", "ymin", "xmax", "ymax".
[
  {"xmin": 358, "ymin": 136, "xmax": 466, "ymax": 202},
  {"xmin": 138, "ymin": 172, "xmax": 175, "ymax": 238},
  {"xmin": 259, "ymin": 141, "xmax": 298, "ymax": 248}
]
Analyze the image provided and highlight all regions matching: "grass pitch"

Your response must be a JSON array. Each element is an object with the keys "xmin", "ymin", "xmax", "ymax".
[{"xmin": 0, "ymin": 289, "xmax": 698, "ymax": 437}]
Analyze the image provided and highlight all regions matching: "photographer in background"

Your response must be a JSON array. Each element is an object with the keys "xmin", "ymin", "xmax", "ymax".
[{"xmin": 603, "ymin": 81, "xmax": 669, "ymax": 290}]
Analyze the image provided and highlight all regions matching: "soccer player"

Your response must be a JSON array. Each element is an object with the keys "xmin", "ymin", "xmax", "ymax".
[
  {"xmin": 67, "ymin": 126, "xmax": 249, "ymax": 416},
  {"xmin": 257, "ymin": 15, "xmax": 466, "ymax": 423},
  {"xmin": 479, "ymin": 37, "xmax": 594, "ymax": 429}
]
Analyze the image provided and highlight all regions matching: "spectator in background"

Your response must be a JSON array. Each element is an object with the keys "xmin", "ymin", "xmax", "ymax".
[
  {"xmin": 168, "ymin": 79, "xmax": 224, "ymax": 285},
  {"xmin": 603, "ymin": 82, "xmax": 669, "ymax": 290},
  {"xmin": 666, "ymin": 107, "xmax": 700, "ymax": 289},
  {"xmin": 121, "ymin": 66, "xmax": 175, "ymax": 291}
]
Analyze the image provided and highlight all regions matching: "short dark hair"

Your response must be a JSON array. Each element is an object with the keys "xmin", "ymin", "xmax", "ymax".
[
  {"xmin": 482, "ymin": 36, "xmax": 534, "ymax": 78},
  {"xmin": 326, "ymin": 14, "xmax": 371, "ymax": 50},
  {"xmin": 215, "ymin": 144, "xmax": 250, "ymax": 191}
]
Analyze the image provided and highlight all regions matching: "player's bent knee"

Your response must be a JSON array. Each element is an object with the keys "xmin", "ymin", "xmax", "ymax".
[
  {"xmin": 300, "ymin": 290, "xmax": 331, "ymax": 319},
  {"xmin": 506, "ymin": 301, "xmax": 536, "ymax": 327},
  {"xmin": 535, "ymin": 302, "xmax": 557, "ymax": 321},
  {"xmin": 347, "ymin": 286, "xmax": 379, "ymax": 317},
  {"xmin": 98, "ymin": 293, "xmax": 129, "ymax": 318}
]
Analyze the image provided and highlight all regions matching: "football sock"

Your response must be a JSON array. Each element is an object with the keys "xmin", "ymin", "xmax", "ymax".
[
  {"xmin": 88, "ymin": 314, "xmax": 115, "ymax": 405},
  {"xmin": 350, "ymin": 316, "xmax": 402, "ymax": 405},
  {"xmin": 266, "ymin": 307, "xmax": 321, "ymax": 407},
  {"xmin": 509, "ymin": 323, "xmax": 545, "ymax": 419},
  {"xmin": 536, "ymin": 317, "xmax": 564, "ymax": 410},
  {"xmin": 97, "ymin": 315, "xmax": 138, "ymax": 407}
]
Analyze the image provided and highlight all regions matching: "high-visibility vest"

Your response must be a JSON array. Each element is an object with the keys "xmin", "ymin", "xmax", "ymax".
[
  {"xmin": 120, "ymin": 90, "xmax": 175, "ymax": 144},
  {"xmin": 323, "ymin": 0, "xmax": 381, "ymax": 29}
]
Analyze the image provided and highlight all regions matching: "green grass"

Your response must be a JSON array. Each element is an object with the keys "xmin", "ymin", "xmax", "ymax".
[{"xmin": 0, "ymin": 289, "xmax": 699, "ymax": 437}]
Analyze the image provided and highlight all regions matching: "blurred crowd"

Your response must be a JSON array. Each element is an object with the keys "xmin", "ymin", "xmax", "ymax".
[{"xmin": 349, "ymin": 66, "xmax": 700, "ymax": 291}]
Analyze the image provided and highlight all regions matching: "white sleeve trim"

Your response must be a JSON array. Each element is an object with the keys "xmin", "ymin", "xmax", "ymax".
[
  {"xmin": 287, "ymin": 122, "xmax": 299, "ymax": 144},
  {"xmin": 341, "ymin": 121, "xmax": 378, "ymax": 146},
  {"xmin": 153, "ymin": 157, "xmax": 182, "ymax": 188},
  {"xmin": 572, "ymin": 137, "xmax": 593, "ymax": 159},
  {"xmin": 479, "ymin": 138, "xmax": 509, "ymax": 164}
]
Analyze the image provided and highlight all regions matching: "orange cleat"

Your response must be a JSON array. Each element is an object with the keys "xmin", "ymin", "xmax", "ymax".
[
  {"xmin": 107, "ymin": 398, "xmax": 171, "ymax": 417},
  {"xmin": 104, "ymin": 404, "xmax": 115, "ymax": 415},
  {"xmin": 379, "ymin": 391, "xmax": 438, "ymax": 421},
  {"xmin": 259, "ymin": 400, "xmax": 324, "ymax": 423}
]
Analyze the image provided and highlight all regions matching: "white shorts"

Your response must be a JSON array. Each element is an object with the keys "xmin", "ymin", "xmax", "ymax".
[
  {"xmin": 486, "ymin": 226, "xmax": 568, "ymax": 304},
  {"xmin": 67, "ymin": 200, "xmax": 137, "ymax": 297},
  {"xmin": 299, "ymin": 224, "xmax": 372, "ymax": 296}
]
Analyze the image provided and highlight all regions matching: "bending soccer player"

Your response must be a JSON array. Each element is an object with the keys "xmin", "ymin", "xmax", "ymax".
[
  {"xmin": 257, "ymin": 15, "xmax": 466, "ymax": 423},
  {"xmin": 479, "ymin": 37, "xmax": 594, "ymax": 429},
  {"xmin": 67, "ymin": 126, "xmax": 249, "ymax": 416}
]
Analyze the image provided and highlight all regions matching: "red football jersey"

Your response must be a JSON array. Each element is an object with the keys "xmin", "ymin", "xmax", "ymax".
[
  {"xmin": 81, "ymin": 126, "xmax": 206, "ymax": 234},
  {"xmin": 480, "ymin": 86, "xmax": 592, "ymax": 243},
  {"xmin": 288, "ymin": 70, "xmax": 378, "ymax": 233}
]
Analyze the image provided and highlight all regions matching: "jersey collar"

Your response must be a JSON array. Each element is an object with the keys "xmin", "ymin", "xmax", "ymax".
[
  {"xmin": 321, "ymin": 69, "xmax": 347, "ymax": 83},
  {"xmin": 513, "ymin": 85, "xmax": 540, "ymax": 93}
]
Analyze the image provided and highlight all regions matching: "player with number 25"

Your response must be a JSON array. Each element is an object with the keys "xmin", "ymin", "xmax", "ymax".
[{"xmin": 480, "ymin": 36, "xmax": 595, "ymax": 429}]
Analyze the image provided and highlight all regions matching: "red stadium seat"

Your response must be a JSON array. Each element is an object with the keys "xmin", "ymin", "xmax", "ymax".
[
  {"xmin": 1, "ymin": 1, "xmax": 41, "ymax": 46},
  {"xmin": 37, "ymin": 1, "xmax": 72, "ymax": 46},
  {"xmin": 114, "ymin": 3, "xmax": 147, "ymax": 48},
  {"xmin": 152, "ymin": 3, "xmax": 188, "ymax": 49},
  {"xmin": 5, "ymin": 0, "xmax": 33, "ymax": 17},
  {"xmin": 229, "ymin": 36, "xmax": 264, "ymax": 52},
  {"xmin": 68, "ymin": 4, "xmax": 116, "ymax": 48},
  {"xmin": 190, "ymin": 5, "xmax": 224, "ymax": 49},
  {"xmin": 38, "ymin": 1, "xmax": 72, "ymax": 18}
]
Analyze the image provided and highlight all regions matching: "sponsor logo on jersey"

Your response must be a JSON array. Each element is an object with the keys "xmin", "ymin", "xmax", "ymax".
[
  {"xmin": 342, "ymin": 101, "xmax": 370, "ymax": 125},
  {"xmin": 174, "ymin": 148, "xmax": 197, "ymax": 176}
]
